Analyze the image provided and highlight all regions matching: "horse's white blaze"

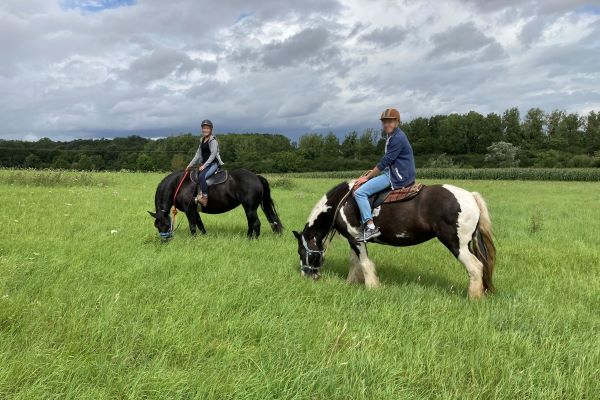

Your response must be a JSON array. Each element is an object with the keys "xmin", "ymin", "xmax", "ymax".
[
  {"xmin": 339, "ymin": 206, "xmax": 360, "ymax": 236},
  {"xmin": 307, "ymin": 195, "xmax": 331, "ymax": 227}
]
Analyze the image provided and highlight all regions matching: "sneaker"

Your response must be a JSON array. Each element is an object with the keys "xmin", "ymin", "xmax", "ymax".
[{"xmin": 356, "ymin": 226, "xmax": 381, "ymax": 242}]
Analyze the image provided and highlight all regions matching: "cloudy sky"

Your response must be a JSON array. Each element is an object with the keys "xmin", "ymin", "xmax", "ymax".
[{"xmin": 1, "ymin": 0, "xmax": 599, "ymax": 141}]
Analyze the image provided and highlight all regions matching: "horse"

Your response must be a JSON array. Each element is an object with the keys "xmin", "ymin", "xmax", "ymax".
[
  {"xmin": 292, "ymin": 180, "xmax": 496, "ymax": 299},
  {"xmin": 149, "ymin": 168, "xmax": 283, "ymax": 239}
]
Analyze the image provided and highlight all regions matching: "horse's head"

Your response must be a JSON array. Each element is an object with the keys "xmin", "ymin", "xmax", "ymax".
[
  {"xmin": 293, "ymin": 230, "xmax": 324, "ymax": 280},
  {"xmin": 148, "ymin": 210, "xmax": 173, "ymax": 239}
]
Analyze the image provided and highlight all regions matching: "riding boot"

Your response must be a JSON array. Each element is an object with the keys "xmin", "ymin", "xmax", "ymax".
[{"xmin": 196, "ymin": 193, "xmax": 208, "ymax": 207}]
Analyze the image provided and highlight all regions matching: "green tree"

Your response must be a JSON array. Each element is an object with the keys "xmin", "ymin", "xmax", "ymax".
[
  {"xmin": 298, "ymin": 134, "xmax": 324, "ymax": 160},
  {"xmin": 136, "ymin": 153, "xmax": 154, "ymax": 171},
  {"xmin": 522, "ymin": 108, "xmax": 545, "ymax": 148},
  {"xmin": 24, "ymin": 153, "xmax": 41, "ymax": 168},
  {"xmin": 170, "ymin": 154, "xmax": 186, "ymax": 170},
  {"xmin": 357, "ymin": 129, "xmax": 376, "ymax": 158},
  {"xmin": 341, "ymin": 131, "xmax": 358, "ymax": 158},
  {"xmin": 585, "ymin": 111, "xmax": 600, "ymax": 152},
  {"xmin": 547, "ymin": 109, "xmax": 566, "ymax": 149},
  {"xmin": 484, "ymin": 141, "xmax": 519, "ymax": 167},
  {"xmin": 76, "ymin": 154, "xmax": 93, "ymax": 170},
  {"xmin": 322, "ymin": 132, "xmax": 340, "ymax": 157},
  {"xmin": 502, "ymin": 107, "xmax": 521, "ymax": 145}
]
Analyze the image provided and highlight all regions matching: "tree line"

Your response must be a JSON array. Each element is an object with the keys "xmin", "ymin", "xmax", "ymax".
[{"xmin": 1, "ymin": 108, "xmax": 599, "ymax": 172}]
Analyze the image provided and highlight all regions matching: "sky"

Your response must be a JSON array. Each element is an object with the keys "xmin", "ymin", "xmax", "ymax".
[{"xmin": 1, "ymin": 0, "xmax": 599, "ymax": 141}]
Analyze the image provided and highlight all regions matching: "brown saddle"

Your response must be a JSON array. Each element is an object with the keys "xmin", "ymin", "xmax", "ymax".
[
  {"xmin": 383, "ymin": 183, "xmax": 425, "ymax": 204},
  {"xmin": 367, "ymin": 182, "xmax": 425, "ymax": 209}
]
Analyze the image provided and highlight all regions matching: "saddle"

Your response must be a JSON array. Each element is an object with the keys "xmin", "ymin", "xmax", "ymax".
[
  {"xmin": 368, "ymin": 182, "xmax": 425, "ymax": 209},
  {"xmin": 192, "ymin": 169, "xmax": 229, "ymax": 187}
]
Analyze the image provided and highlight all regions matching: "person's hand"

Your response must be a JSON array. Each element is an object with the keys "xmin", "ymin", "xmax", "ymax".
[
  {"xmin": 353, "ymin": 176, "xmax": 369, "ymax": 191},
  {"xmin": 198, "ymin": 164, "xmax": 205, "ymax": 171}
]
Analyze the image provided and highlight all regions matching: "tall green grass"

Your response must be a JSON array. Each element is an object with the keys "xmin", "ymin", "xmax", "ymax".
[
  {"xmin": 0, "ymin": 171, "xmax": 598, "ymax": 399},
  {"xmin": 0, "ymin": 168, "xmax": 112, "ymax": 187},
  {"xmin": 286, "ymin": 168, "xmax": 600, "ymax": 181}
]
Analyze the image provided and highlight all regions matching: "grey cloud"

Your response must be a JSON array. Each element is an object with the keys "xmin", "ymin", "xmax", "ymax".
[
  {"xmin": 261, "ymin": 27, "xmax": 334, "ymax": 68},
  {"xmin": 430, "ymin": 22, "xmax": 495, "ymax": 56},
  {"xmin": 359, "ymin": 26, "xmax": 407, "ymax": 48},
  {"xmin": 519, "ymin": 16, "xmax": 552, "ymax": 46},
  {"xmin": 460, "ymin": 0, "xmax": 593, "ymax": 15},
  {"xmin": 0, "ymin": 0, "xmax": 598, "ymax": 140}
]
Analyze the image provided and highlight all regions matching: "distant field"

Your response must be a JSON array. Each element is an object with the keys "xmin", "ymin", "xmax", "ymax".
[{"xmin": 0, "ymin": 169, "xmax": 598, "ymax": 399}]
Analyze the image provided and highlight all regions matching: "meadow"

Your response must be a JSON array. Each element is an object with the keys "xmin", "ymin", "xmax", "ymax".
[{"xmin": 0, "ymin": 169, "xmax": 598, "ymax": 399}]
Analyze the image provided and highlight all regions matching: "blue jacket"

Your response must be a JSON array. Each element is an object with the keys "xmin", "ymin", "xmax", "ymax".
[{"xmin": 376, "ymin": 127, "xmax": 416, "ymax": 189}]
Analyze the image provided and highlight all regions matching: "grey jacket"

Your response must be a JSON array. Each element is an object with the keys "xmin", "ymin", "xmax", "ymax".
[{"xmin": 187, "ymin": 136, "xmax": 224, "ymax": 168}]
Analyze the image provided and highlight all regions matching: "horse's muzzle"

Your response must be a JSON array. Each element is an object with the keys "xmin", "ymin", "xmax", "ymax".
[
  {"xmin": 159, "ymin": 231, "xmax": 173, "ymax": 239},
  {"xmin": 300, "ymin": 266, "xmax": 321, "ymax": 280}
]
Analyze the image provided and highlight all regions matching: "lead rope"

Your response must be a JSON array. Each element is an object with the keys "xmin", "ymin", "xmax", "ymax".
[{"xmin": 170, "ymin": 169, "xmax": 190, "ymax": 234}]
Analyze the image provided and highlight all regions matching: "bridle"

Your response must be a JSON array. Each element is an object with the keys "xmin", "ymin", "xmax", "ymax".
[
  {"xmin": 299, "ymin": 188, "xmax": 353, "ymax": 275},
  {"xmin": 158, "ymin": 170, "xmax": 191, "ymax": 239},
  {"xmin": 300, "ymin": 235, "xmax": 325, "ymax": 275},
  {"xmin": 158, "ymin": 209, "xmax": 175, "ymax": 239}
]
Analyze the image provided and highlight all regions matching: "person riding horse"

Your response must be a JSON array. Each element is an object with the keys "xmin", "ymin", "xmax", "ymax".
[
  {"xmin": 186, "ymin": 119, "xmax": 224, "ymax": 207},
  {"xmin": 353, "ymin": 108, "xmax": 416, "ymax": 242}
]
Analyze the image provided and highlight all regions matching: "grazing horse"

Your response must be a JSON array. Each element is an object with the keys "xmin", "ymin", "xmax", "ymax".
[
  {"xmin": 293, "ymin": 180, "xmax": 496, "ymax": 299},
  {"xmin": 149, "ymin": 168, "xmax": 283, "ymax": 239}
]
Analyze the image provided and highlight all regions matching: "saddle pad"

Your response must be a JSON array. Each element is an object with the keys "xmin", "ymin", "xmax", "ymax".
[{"xmin": 383, "ymin": 183, "xmax": 424, "ymax": 204}]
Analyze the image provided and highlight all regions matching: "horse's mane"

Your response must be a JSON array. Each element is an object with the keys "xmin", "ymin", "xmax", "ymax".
[{"xmin": 155, "ymin": 170, "xmax": 185, "ymax": 209}]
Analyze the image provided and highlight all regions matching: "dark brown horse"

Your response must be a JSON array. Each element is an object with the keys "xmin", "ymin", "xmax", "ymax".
[
  {"xmin": 293, "ymin": 180, "xmax": 496, "ymax": 299},
  {"xmin": 149, "ymin": 169, "xmax": 283, "ymax": 239}
]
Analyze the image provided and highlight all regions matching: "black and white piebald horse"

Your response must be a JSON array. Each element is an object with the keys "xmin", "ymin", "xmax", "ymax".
[
  {"xmin": 293, "ymin": 180, "xmax": 496, "ymax": 299},
  {"xmin": 149, "ymin": 168, "xmax": 283, "ymax": 239}
]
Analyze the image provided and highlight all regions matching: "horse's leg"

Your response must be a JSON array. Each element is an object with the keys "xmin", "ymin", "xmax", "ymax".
[
  {"xmin": 185, "ymin": 209, "xmax": 197, "ymax": 235},
  {"xmin": 352, "ymin": 242, "xmax": 379, "ymax": 288},
  {"xmin": 194, "ymin": 209, "xmax": 207, "ymax": 234},
  {"xmin": 458, "ymin": 246, "xmax": 485, "ymax": 300},
  {"xmin": 439, "ymin": 223, "xmax": 484, "ymax": 299},
  {"xmin": 347, "ymin": 247, "xmax": 365, "ymax": 284},
  {"xmin": 243, "ymin": 205, "xmax": 261, "ymax": 239}
]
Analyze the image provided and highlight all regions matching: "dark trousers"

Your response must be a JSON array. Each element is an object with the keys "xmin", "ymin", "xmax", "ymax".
[{"xmin": 197, "ymin": 163, "xmax": 218, "ymax": 194}]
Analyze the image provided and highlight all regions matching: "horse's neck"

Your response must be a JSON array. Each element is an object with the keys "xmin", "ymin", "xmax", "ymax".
[
  {"xmin": 307, "ymin": 184, "xmax": 350, "ymax": 246},
  {"xmin": 156, "ymin": 173, "xmax": 181, "ymax": 212}
]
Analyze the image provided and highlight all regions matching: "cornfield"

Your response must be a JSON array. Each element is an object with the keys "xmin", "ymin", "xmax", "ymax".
[{"xmin": 284, "ymin": 168, "xmax": 600, "ymax": 182}]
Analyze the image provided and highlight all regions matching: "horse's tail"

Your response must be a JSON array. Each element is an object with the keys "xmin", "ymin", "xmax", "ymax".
[
  {"xmin": 472, "ymin": 192, "xmax": 496, "ymax": 294},
  {"xmin": 257, "ymin": 175, "xmax": 283, "ymax": 234}
]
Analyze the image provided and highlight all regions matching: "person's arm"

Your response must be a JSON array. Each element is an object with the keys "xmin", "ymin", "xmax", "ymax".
[
  {"xmin": 376, "ymin": 135, "xmax": 403, "ymax": 171},
  {"xmin": 187, "ymin": 145, "xmax": 202, "ymax": 169},
  {"xmin": 200, "ymin": 138, "xmax": 218, "ymax": 170}
]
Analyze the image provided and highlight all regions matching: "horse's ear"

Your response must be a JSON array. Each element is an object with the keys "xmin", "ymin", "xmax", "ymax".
[
  {"xmin": 148, "ymin": 211, "xmax": 157, "ymax": 218},
  {"xmin": 292, "ymin": 230, "xmax": 301, "ymax": 240}
]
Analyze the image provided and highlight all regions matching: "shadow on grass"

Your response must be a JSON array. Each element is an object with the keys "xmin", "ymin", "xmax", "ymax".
[{"xmin": 325, "ymin": 255, "xmax": 464, "ymax": 297}]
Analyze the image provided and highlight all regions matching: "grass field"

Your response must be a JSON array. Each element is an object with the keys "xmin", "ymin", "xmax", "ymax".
[{"xmin": 0, "ymin": 170, "xmax": 599, "ymax": 399}]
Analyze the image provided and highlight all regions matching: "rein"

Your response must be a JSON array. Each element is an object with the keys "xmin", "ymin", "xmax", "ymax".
[{"xmin": 163, "ymin": 169, "xmax": 190, "ymax": 238}]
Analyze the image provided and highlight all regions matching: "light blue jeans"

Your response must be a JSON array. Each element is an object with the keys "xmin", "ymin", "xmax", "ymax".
[{"xmin": 353, "ymin": 169, "xmax": 391, "ymax": 224}]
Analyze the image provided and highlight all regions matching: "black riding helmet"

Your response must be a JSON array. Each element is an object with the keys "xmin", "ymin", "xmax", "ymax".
[{"xmin": 201, "ymin": 119, "xmax": 213, "ymax": 129}]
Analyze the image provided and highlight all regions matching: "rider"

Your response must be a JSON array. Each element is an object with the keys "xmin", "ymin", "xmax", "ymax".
[
  {"xmin": 186, "ymin": 119, "xmax": 224, "ymax": 207},
  {"xmin": 353, "ymin": 108, "xmax": 416, "ymax": 242}
]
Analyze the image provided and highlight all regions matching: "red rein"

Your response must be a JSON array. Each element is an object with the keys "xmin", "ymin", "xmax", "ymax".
[{"xmin": 172, "ymin": 169, "xmax": 190, "ymax": 224}]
